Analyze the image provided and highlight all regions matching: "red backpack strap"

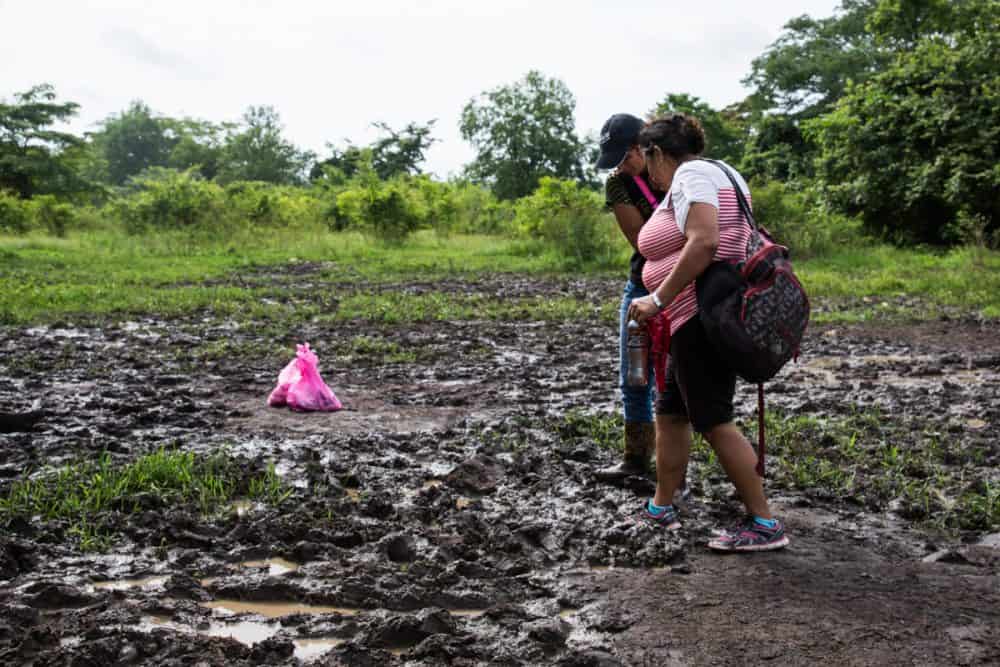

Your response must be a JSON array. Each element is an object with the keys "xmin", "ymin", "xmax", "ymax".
[{"xmin": 632, "ymin": 175, "xmax": 660, "ymax": 208}]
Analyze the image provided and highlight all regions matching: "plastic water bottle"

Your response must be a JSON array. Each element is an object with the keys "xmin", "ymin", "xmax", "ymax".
[{"xmin": 625, "ymin": 320, "xmax": 649, "ymax": 387}]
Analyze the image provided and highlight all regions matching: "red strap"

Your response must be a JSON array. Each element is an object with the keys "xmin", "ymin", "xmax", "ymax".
[
  {"xmin": 756, "ymin": 383, "xmax": 766, "ymax": 477},
  {"xmin": 633, "ymin": 175, "xmax": 660, "ymax": 208}
]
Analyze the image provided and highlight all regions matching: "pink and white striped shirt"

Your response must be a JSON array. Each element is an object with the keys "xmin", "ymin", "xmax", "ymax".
[{"xmin": 638, "ymin": 159, "xmax": 752, "ymax": 335}]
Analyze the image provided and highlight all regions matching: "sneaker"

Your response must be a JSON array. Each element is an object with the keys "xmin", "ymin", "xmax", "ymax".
[
  {"xmin": 638, "ymin": 501, "xmax": 681, "ymax": 530},
  {"xmin": 707, "ymin": 517, "xmax": 789, "ymax": 552}
]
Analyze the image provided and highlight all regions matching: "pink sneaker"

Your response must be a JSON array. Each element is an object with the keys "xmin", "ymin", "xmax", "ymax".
[
  {"xmin": 637, "ymin": 501, "xmax": 681, "ymax": 530},
  {"xmin": 708, "ymin": 517, "xmax": 789, "ymax": 552}
]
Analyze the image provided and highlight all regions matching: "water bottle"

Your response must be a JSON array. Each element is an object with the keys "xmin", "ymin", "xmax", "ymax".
[{"xmin": 625, "ymin": 320, "xmax": 649, "ymax": 387}]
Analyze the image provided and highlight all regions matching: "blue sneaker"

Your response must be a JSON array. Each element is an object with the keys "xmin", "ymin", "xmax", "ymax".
[{"xmin": 638, "ymin": 501, "xmax": 681, "ymax": 530}]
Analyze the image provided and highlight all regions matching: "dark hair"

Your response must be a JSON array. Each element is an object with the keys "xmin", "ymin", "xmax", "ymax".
[{"xmin": 638, "ymin": 113, "xmax": 706, "ymax": 161}]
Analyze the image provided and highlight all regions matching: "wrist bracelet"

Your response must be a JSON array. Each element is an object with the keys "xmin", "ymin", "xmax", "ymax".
[{"xmin": 651, "ymin": 292, "xmax": 665, "ymax": 311}]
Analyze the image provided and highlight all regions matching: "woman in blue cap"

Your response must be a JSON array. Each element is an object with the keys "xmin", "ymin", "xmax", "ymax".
[{"xmin": 593, "ymin": 113, "xmax": 688, "ymax": 501}]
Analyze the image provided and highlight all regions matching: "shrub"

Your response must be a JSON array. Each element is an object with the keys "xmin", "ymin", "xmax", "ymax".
[
  {"xmin": 514, "ymin": 177, "xmax": 617, "ymax": 266},
  {"xmin": 115, "ymin": 168, "xmax": 224, "ymax": 234},
  {"xmin": 332, "ymin": 175, "xmax": 427, "ymax": 243},
  {"xmin": 413, "ymin": 176, "xmax": 460, "ymax": 237},
  {"xmin": 449, "ymin": 181, "xmax": 516, "ymax": 235},
  {"xmin": 224, "ymin": 181, "xmax": 322, "ymax": 229},
  {"xmin": 31, "ymin": 195, "xmax": 77, "ymax": 237},
  {"xmin": 0, "ymin": 190, "xmax": 32, "ymax": 234},
  {"xmin": 749, "ymin": 180, "xmax": 863, "ymax": 258}
]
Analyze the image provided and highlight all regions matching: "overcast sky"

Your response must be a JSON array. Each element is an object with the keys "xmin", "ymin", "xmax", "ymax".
[{"xmin": 1, "ymin": 0, "xmax": 843, "ymax": 177}]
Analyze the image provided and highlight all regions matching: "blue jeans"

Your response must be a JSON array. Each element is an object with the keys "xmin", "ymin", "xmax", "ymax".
[{"xmin": 619, "ymin": 279, "xmax": 654, "ymax": 423}]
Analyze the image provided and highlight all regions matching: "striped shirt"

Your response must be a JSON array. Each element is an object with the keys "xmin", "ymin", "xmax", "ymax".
[{"xmin": 638, "ymin": 159, "xmax": 752, "ymax": 335}]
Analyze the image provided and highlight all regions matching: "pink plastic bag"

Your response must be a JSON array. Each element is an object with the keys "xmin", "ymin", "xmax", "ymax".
[{"xmin": 267, "ymin": 343, "xmax": 342, "ymax": 412}]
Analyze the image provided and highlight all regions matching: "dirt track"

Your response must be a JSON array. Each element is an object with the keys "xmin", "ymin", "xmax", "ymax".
[{"xmin": 1, "ymin": 271, "xmax": 998, "ymax": 666}]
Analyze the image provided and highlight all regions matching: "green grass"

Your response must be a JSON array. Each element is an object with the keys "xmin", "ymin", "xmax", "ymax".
[
  {"xmin": 2, "ymin": 227, "xmax": 998, "ymax": 326},
  {"xmin": 743, "ymin": 408, "xmax": 1000, "ymax": 532},
  {"xmin": 798, "ymin": 245, "xmax": 1000, "ymax": 321},
  {"xmin": 555, "ymin": 407, "xmax": 999, "ymax": 533},
  {"xmin": 0, "ymin": 448, "xmax": 292, "ymax": 551}
]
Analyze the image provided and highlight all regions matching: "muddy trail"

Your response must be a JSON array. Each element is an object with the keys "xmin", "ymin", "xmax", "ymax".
[{"xmin": 1, "ymin": 268, "xmax": 999, "ymax": 666}]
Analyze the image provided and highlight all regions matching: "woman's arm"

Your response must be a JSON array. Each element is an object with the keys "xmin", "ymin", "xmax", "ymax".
[
  {"xmin": 628, "ymin": 202, "xmax": 719, "ymax": 322},
  {"xmin": 612, "ymin": 203, "xmax": 645, "ymax": 251}
]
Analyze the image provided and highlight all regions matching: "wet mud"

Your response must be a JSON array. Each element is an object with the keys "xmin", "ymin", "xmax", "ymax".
[{"xmin": 2, "ymin": 270, "xmax": 999, "ymax": 666}]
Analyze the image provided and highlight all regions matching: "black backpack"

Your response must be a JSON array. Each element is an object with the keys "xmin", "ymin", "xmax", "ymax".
[{"xmin": 695, "ymin": 160, "xmax": 810, "ymax": 384}]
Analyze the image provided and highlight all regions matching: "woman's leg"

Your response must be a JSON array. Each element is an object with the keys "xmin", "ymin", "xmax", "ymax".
[
  {"xmin": 705, "ymin": 422, "xmax": 788, "ymax": 551},
  {"xmin": 652, "ymin": 413, "xmax": 691, "ymax": 507},
  {"xmin": 705, "ymin": 423, "xmax": 771, "ymax": 518}
]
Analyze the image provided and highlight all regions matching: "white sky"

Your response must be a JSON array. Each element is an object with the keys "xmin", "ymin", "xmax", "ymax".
[{"xmin": 0, "ymin": 0, "xmax": 842, "ymax": 177}]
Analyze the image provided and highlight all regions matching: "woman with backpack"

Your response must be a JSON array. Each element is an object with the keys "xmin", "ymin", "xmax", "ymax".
[
  {"xmin": 593, "ymin": 114, "xmax": 688, "ymax": 501},
  {"xmin": 626, "ymin": 113, "xmax": 789, "ymax": 552}
]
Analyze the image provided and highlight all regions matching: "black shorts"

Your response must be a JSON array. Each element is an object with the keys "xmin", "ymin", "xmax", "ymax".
[{"xmin": 655, "ymin": 315, "xmax": 736, "ymax": 433}]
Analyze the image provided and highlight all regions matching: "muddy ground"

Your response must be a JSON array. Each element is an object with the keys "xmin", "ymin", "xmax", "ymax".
[{"xmin": 1, "ymin": 268, "xmax": 999, "ymax": 666}]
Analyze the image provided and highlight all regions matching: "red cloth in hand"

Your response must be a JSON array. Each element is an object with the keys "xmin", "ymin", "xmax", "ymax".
[{"xmin": 646, "ymin": 313, "xmax": 671, "ymax": 392}]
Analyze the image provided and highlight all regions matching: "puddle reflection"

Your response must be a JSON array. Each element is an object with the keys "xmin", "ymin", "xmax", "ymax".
[
  {"xmin": 144, "ymin": 615, "xmax": 344, "ymax": 659},
  {"xmin": 201, "ymin": 599, "xmax": 360, "ymax": 617},
  {"xmin": 93, "ymin": 576, "xmax": 168, "ymax": 591},
  {"xmin": 240, "ymin": 558, "xmax": 300, "ymax": 576},
  {"xmin": 294, "ymin": 638, "xmax": 345, "ymax": 659}
]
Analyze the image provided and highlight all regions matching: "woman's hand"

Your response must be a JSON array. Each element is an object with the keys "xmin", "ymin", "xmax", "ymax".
[{"xmin": 628, "ymin": 295, "xmax": 660, "ymax": 324}]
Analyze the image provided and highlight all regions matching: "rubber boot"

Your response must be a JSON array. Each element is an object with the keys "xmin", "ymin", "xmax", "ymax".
[{"xmin": 594, "ymin": 422, "xmax": 655, "ymax": 483}]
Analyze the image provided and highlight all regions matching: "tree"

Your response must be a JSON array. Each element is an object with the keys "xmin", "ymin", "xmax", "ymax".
[
  {"xmin": 744, "ymin": 0, "xmax": 885, "ymax": 120},
  {"xmin": 651, "ymin": 93, "xmax": 746, "ymax": 165},
  {"xmin": 370, "ymin": 121, "xmax": 437, "ymax": 179},
  {"xmin": 218, "ymin": 106, "xmax": 313, "ymax": 184},
  {"xmin": 166, "ymin": 118, "xmax": 230, "ymax": 181},
  {"xmin": 739, "ymin": 1, "xmax": 886, "ymax": 181},
  {"xmin": 91, "ymin": 101, "xmax": 176, "ymax": 185},
  {"xmin": 460, "ymin": 71, "xmax": 587, "ymax": 200},
  {"xmin": 312, "ymin": 120, "xmax": 437, "ymax": 182},
  {"xmin": 741, "ymin": 113, "xmax": 815, "ymax": 182},
  {"xmin": 806, "ymin": 0, "xmax": 999, "ymax": 243},
  {"xmin": 0, "ymin": 84, "xmax": 88, "ymax": 198}
]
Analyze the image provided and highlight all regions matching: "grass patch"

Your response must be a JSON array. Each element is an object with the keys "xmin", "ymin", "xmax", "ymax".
[
  {"xmin": 2, "ymin": 227, "xmax": 998, "ymax": 326},
  {"xmin": 799, "ymin": 245, "xmax": 1000, "ymax": 321},
  {"xmin": 0, "ymin": 448, "xmax": 291, "ymax": 551},
  {"xmin": 0, "ymin": 229, "xmax": 615, "ymax": 325},
  {"xmin": 744, "ymin": 408, "xmax": 999, "ymax": 533},
  {"xmin": 342, "ymin": 336, "xmax": 418, "ymax": 364},
  {"xmin": 556, "ymin": 411, "xmax": 624, "ymax": 452}
]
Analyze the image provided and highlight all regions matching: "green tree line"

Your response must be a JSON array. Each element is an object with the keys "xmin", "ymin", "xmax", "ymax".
[{"xmin": 1, "ymin": 0, "xmax": 997, "ymax": 245}]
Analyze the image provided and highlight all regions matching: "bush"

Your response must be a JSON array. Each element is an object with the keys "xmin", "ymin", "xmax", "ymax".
[
  {"xmin": 115, "ymin": 168, "xmax": 224, "ymax": 234},
  {"xmin": 749, "ymin": 180, "xmax": 863, "ymax": 258},
  {"xmin": 31, "ymin": 195, "xmax": 77, "ymax": 237},
  {"xmin": 411, "ymin": 176, "xmax": 460, "ymax": 237},
  {"xmin": 224, "ymin": 181, "xmax": 322, "ymax": 228},
  {"xmin": 331, "ymin": 175, "xmax": 427, "ymax": 243},
  {"xmin": 514, "ymin": 177, "xmax": 617, "ymax": 265},
  {"xmin": 449, "ymin": 181, "xmax": 516, "ymax": 235},
  {"xmin": 0, "ymin": 190, "xmax": 32, "ymax": 234}
]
